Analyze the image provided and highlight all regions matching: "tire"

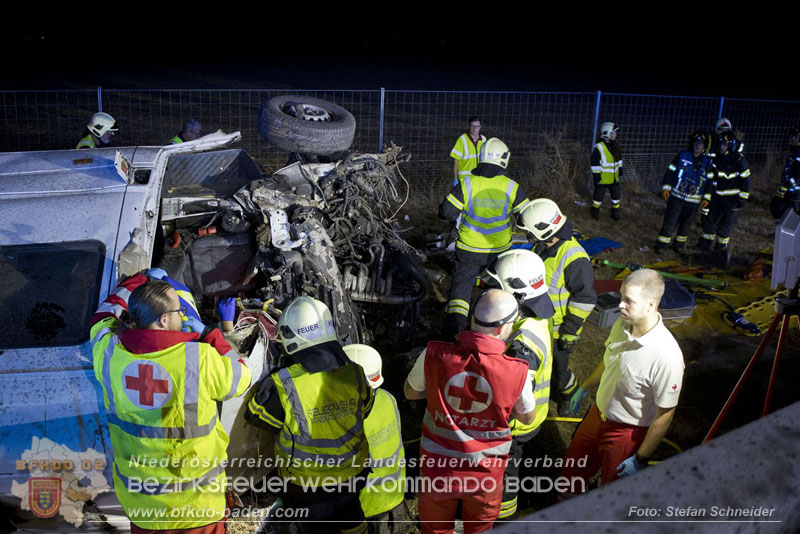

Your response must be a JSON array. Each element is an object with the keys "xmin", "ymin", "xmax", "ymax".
[{"xmin": 258, "ymin": 95, "xmax": 356, "ymax": 156}]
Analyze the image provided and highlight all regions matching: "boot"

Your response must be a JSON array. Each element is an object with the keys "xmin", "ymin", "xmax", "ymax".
[
  {"xmin": 557, "ymin": 370, "xmax": 578, "ymax": 417},
  {"xmin": 590, "ymin": 206, "xmax": 600, "ymax": 220},
  {"xmin": 611, "ymin": 208, "xmax": 621, "ymax": 221},
  {"xmin": 654, "ymin": 242, "xmax": 667, "ymax": 254}
]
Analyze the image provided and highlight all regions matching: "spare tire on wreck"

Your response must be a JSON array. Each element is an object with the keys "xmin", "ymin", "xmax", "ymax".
[{"xmin": 258, "ymin": 95, "xmax": 356, "ymax": 155}]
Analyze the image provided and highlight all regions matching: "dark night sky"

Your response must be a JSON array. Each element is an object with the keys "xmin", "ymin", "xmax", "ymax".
[{"xmin": 2, "ymin": 13, "xmax": 792, "ymax": 99}]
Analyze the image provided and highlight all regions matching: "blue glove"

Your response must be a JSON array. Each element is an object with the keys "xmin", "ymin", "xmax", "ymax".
[
  {"xmin": 616, "ymin": 454, "xmax": 647, "ymax": 478},
  {"xmin": 146, "ymin": 268, "xmax": 169, "ymax": 280},
  {"xmin": 217, "ymin": 297, "xmax": 237, "ymax": 322},
  {"xmin": 570, "ymin": 386, "xmax": 589, "ymax": 416},
  {"xmin": 181, "ymin": 314, "xmax": 206, "ymax": 334}
]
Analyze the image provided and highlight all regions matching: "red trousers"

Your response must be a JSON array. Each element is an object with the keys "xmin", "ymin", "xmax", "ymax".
[
  {"xmin": 418, "ymin": 480, "xmax": 503, "ymax": 534},
  {"xmin": 560, "ymin": 404, "xmax": 649, "ymax": 496}
]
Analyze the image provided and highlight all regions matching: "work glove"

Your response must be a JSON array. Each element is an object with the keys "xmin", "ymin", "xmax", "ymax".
[
  {"xmin": 217, "ymin": 297, "xmax": 237, "ymax": 323},
  {"xmin": 557, "ymin": 334, "xmax": 578, "ymax": 352},
  {"xmin": 182, "ymin": 315, "xmax": 206, "ymax": 334},
  {"xmin": 700, "ymin": 199, "xmax": 709, "ymax": 210},
  {"xmin": 616, "ymin": 454, "xmax": 647, "ymax": 478},
  {"xmin": 146, "ymin": 267, "xmax": 169, "ymax": 280},
  {"xmin": 570, "ymin": 386, "xmax": 588, "ymax": 416},
  {"xmin": 660, "ymin": 189, "xmax": 670, "ymax": 201}
]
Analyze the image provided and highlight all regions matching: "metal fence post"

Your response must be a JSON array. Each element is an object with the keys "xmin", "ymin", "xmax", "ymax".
[
  {"xmin": 717, "ymin": 96, "xmax": 725, "ymax": 120},
  {"xmin": 378, "ymin": 87, "xmax": 385, "ymax": 152},
  {"xmin": 588, "ymin": 90, "xmax": 602, "ymax": 193},
  {"xmin": 97, "ymin": 87, "xmax": 103, "ymax": 112}
]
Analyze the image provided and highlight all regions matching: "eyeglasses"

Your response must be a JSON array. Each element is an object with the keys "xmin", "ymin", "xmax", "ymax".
[{"xmin": 162, "ymin": 306, "xmax": 188, "ymax": 317}]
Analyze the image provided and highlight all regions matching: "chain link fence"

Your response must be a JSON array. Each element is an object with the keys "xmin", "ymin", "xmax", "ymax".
[{"xmin": 1, "ymin": 88, "xmax": 798, "ymax": 194}]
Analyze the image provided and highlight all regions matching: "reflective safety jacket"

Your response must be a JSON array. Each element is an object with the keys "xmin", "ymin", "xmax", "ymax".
[
  {"xmin": 591, "ymin": 140, "xmax": 623, "ymax": 185},
  {"xmin": 506, "ymin": 316, "xmax": 551, "ymax": 436},
  {"xmin": 662, "ymin": 150, "xmax": 714, "ymax": 204},
  {"xmin": 246, "ymin": 342, "xmax": 374, "ymax": 487},
  {"xmin": 359, "ymin": 389, "xmax": 406, "ymax": 518},
  {"xmin": 420, "ymin": 331, "xmax": 528, "ymax": 483},
  {"xmin": 442, "ymin": 173, "xmax": 528, "ymax": 254},
  {"xmin": 168, "ymin": 134, "xmax": 185, "ymax": 145},
  {"xmin": 778, "ymin": 145, "xmax": 800, "ymax": 200},
  {"xmin": 710, "ymin": 150, "xmax": 751, "ymax": 201},
  {"xmin": 537, "ymin": 221, "xmax": 596, "ymax": 340},
  {"xmin": 450, "ymin": 133, "xmax": 486, "ymax": 182},
  {"xmin": 76, "ymin": 133, "xmax": 96, "ymax": 150},
  {"xmin": 89, "ymin": 274, "xmax": 252, "ymax": 530}
]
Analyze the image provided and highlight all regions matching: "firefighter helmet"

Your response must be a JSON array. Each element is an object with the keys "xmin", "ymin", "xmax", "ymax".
[
  {"xmin": 277, "ymin": 296, "xmax": 337, "ymax": 354},
  {"xmin": 717, "ymin": 130, "xmax": 737, "ymax": 152},
  {"xmin": 688, "ymin": 130, "xmax": 709, "ymax": 151},
  {"xmin": 714, "ymin": 117, "xmax": 732, "ymax": 134},
  {"xmin": 478, "ymin": 137, "xmax": 510, "ymax": 169},
  {"xmin": 87, "ymin": 112, "xmax": 118, "ymax": 138},
  {"xmin": 342, "ymin": 343, "xmax": 383, "ymax": 388},
  {"xmin": 518, "ymin": 198, "xmax": 567, "ymax": 242},
  {"xmin": 483, "ymin": 249, "xmax": 554, "ymax": 319},
  {"xmin": 600, "ymin": 122, "xmax": 618, "ymax": 141}
]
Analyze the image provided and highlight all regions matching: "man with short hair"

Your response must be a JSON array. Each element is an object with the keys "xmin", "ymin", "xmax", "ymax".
[
  {"xmin": 450, "ymin": 116, "xmax": 486, "ymax": 186},
  {"xmin": 560, "ymin": 269, "xmax": 684, "ymax": 496},
  {"xmin": 405, "ymin": 289, "xmax": 535, "ymax": 534},
  {"xmin": 169, "ymin": 118, "xmax": 202, "ymax": 144},
  {"xmin": 90, "ymin": 273, "xmax": 252, "ymax": 533}
]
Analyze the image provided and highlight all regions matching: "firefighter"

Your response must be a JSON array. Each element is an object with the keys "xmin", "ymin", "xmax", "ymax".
[
  {"xmin": 76, "ymin": 112, "xmax": 117, "ymax": 149},
  {"xmin": 481, "ymin": 249, "xmax": 554, "ymax": 520},
  {"xmin": 343, "ymin": 344, "xmax": 407, "ymax": 534},
  {"xmin": 246, "ymin": 296, "xmax": 374, "ymax": 534},
  {"xmin": 168, "ymin": 117, "xmax": 202, "ymax": 144},
  {"xmin": 709, "ymin": 117, "xmax": 745, "ymax": 157},
  {"xmin": 699, "ymin": 131, "xmax": 752, "ymax": 251},
  {"xmin": 771, "ymin": 126, "xmax": 800, "ymax": 223},
  {"xmin": 518, "ymin": 199, "xmax": 596, "ymax": 416},
  {"xmin": 439, "ymin": 137, "xmax": 529, "ymax": 337},
  {"xmin": 450, "ymin": 116, "xmax": 486, "ymax": 186},
  {"xmin": 89, "ymin": 274, "xmax": 252, "ymax": 532},
  {"xmin": 590, "ymin": 122, "xmax": 623, "ymax": 220},
  {"xmin": 655, "ymin": 131, "xmax": 714, "ymax": 253}
]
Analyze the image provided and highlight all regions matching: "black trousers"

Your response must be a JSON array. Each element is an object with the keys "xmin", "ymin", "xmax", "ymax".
[
  {"xmin": 446, "ymin": 248, "xmax": 500, "ymax": 334},
  {"xmin": 657, "ymin": 197, "xmax": 700, "ymax": 248},
  {"xmin": 282, "ymin": 471, "xmax": 369, "ymax": 534},
  {"xmin": 551, "ymin": 342, "xmax": 573, "ymax": 393},
  {"xmin": 592, "ymin": 183, "xmax": 621, "ymax": 208},
  {"xmin": 702, "ymin": 197, "xmax": 741, "ymax": 248},
  {"xmin": 500, "ymin": 428, "xmax": 541, "ymax": 519}
]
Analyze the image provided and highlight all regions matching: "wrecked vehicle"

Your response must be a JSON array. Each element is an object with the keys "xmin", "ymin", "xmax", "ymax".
[{"xmin": 0, "ymin": 96, "xmax": 426, "ymax": 530}]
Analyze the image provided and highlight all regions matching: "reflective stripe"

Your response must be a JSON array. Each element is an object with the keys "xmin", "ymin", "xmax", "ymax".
[
  {"xmin": 102, "ymin": 335, "xmax": 119, "ymax": 414},
  {"xmin": 610, "ymin": 199, "xmax": 620, "ymax": 205},
  {"xmin": 548, "ymin": 246, "xmax": 586, "ymax": 295},
  {"xmin": 114, "ymin": 462, "xmax": 224, "ymax": 496},
  {"xmin": 517, "ymin": 329, "xmax": 549, "ymax": 358},
  {"xmin": 423, "ymin": 412, "xmax": 511, "ymax": 441},
  {"xmin": 464, "ymin": 177, "xmax": 513, "ymax": 224},
  {"xmin": 455, "ymin": 241, "xmax": 511, "ymax": 254},
  {"xmin": 91, "ymin": 327, "xmax": 112, "ymax": 347},
  {"xmin": 96, "ymin": 302, "xmax": 125, "ymax": 317},
  {"xmin": 366, "ymin": 469, "xmax": 403, "ymax": 487},
  {"xmin": 369, "ymin": 441, "xmax": 403, "ymax": 469},
  {"xmin": 716, "ymin": 189, "xmax": 741, "ymax": 196},
  {"xmin": 534, "ymin": 379, "xmax": 550, "ymax": 393},
  {"xmin": 277, "ymin": 439, "xmax": 363, "ymax": 463},
  {"xmin": 499, "ymin": 496, "xmax": 518, "ymax": 518},
  {"xmin": 716, "ymin": 236, "xmax": 730, "ymax": 244},
  {"xmin": 535, "ymin": 396, "xmax": 549, "ymax": 406},
  {"xmin": 657, "ymin": 235, "xmax": 672, "ymax": 244},
  {"xmin": 446, "ymin": 193, "xmax": 464, "ymax": 211},
  {"xmin": 675, "ymin": 235, "xmax": 688, "ymax": 243},
  {"xmin": 280, "ymin": 413, "xmax": 364, "ymax": 449},
  {"xmin": 421, "ymin": 435, "xmax": 511, "ymax": 460},
  {"xmin": 460, "ymin": 218, "xmax": 510, "ymax": 235},
  {"xmin": 591, "ymin": 200, "xmax": 602, "ymax": 208},
  {"xmin": 248, "ymin": 396, "xmax": 283, "ymax": 428},
  {"xmin": 569, "ymin": 301, "xmax": 595, "ymax": 312},
  {"xmin": 701, "ymin": 233, "xmax": 715, "ymax": 240},
  {"xmin": 662, "ymin": 184, "xmax": 672, "ymax": 191},
  {"xmin": 739, "ymin": 192, "xmax": 750, "ymax": 199},
  {"xmin": 223, "ymin": 355, "xmax": 242, "ymax": 402},
  {"xmin": 447, "ymin": 299, "xmax": 470, "ymax": 316},
  {"xmin": 277, "ymin": 368, "xmax": 312, "ymax": 440}
]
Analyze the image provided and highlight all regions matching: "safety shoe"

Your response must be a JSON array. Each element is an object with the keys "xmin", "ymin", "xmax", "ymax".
[
  {"xmin": 654, "ymin": 243, "xmax": 666, "ymax": 254},
  {"xmin": 558, "ymin": 371, "xmax": 578, "ymax": 416},
  {"xmin": 611, "ymin": 209, "xmax": 621, "ymax": 221},
  {"xmin": 590, "ymin": 206, "xmax": 600, "ymax": 220},
  {"xmin": 558, "ymin": 398, "xmax": 573, "ymax": 417}
]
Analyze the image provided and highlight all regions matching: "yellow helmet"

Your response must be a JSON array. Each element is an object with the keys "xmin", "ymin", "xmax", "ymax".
[
  {"xmin": 277, "ymin": 296, "xmax": 337, "ymax": 354},
  {"xmin": 479, "ymin": 137, "xmax": 510, "ymax": 169},
  {"xmin": 342, "ymin": 343, "xmax": 384, "ymax": 389},
  {"xmin": 518, "ymin": 198, "xmax": 567, "ymax": 242}
]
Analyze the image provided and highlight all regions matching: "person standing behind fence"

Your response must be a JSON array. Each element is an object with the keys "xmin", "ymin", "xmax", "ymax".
[
  {"xmin": 169, "ymin": 118, "xmax": 202, "ymax": 144},
  {"xmin": 770, "ymin": 127, "xmax": 800, "ymax": 223},
  {"xmin": 450, "ymin": 116, "xmax": 486, "ymax": 187},
  {"xmin": 77, "ymin": 112, "xmax": 117, "ymax": 149},
  {"xmin": 590, "ymin": 122, "xmax": 623, "ymax": 221}
]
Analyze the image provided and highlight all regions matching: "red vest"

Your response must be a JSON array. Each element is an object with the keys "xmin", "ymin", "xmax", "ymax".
[{"xmin": 420, "ymin": 331, "xmax": 528, "ymax": 485}]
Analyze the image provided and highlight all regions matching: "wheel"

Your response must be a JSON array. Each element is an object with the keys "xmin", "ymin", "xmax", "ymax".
[{"xmin": 258, "ymin": 95, "xmax": 356, "ymax": 156}]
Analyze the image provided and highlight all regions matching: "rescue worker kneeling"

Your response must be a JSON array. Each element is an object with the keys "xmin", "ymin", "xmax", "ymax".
[
  {"xmin": 481, "ymin": 249, "xmax": 554, "ymax": 520},
  {"xmin": 343, "ymin": 344, "xmax": 408, "ymax": 534},
  {"xmin": 246, "ymin": 296, "xmax": 374, "ymax": 534}
]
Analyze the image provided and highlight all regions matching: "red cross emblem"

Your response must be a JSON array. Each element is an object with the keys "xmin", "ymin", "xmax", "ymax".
[
  {"xmin": 672, "ymin": 384, "xmax": 678, "ymax": 391},
  {"xmin": 122, "ymin": 361, "xmax": 173, "ymax": 409},
  {"xmin": 445, "ymin": 372, "xmax": 493, "ymax": 414}
]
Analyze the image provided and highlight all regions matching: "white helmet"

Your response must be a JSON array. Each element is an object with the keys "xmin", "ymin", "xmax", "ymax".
[
  {"xmin": 518, "ymin": 198, "xmax": 567, "ymax": 242},
  {"xmin": 87, "ymin": 112, "xmax": 118, "ymax": 138},
  {"xmin": 715, "ymin": 117, "xmax": 732, "ymax": 134},
  {"xmin": 342, "ymin": 344, "xmax": 383, "ymax": 389},
  {"xmin": 479, "ymin": 137, "xmax": 510, "ymax": 169},
  {"xmin": 277, "ymin": 296, "xmax": 337, "ymax": 354},
  {"xmin": 484, "ymin": 249, "xmax": 554, "ymax": 319},
  {"xmin": 600, "ymin": 122, "xmax": 618, "ymax": 141}
]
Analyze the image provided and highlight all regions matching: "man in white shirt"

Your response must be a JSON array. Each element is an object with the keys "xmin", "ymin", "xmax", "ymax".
[{"xmin": 559, "ymin": 269, "xmax": 684, "ymax": 496}]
